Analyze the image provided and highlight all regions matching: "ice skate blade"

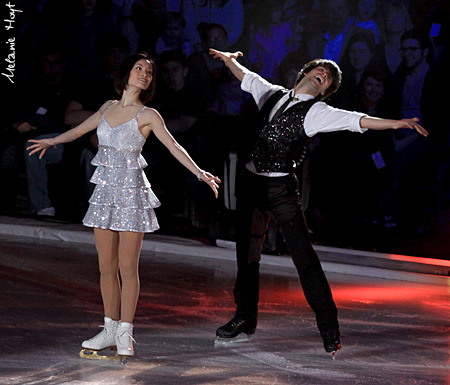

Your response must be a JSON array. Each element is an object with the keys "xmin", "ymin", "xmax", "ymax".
[
  {"xmin": 79, "ymin": 348, "xmax": 123, "ymax": 362},
  {"xmin": 214, "ymin": 335, "xmax": 253, "ymax": 347}
]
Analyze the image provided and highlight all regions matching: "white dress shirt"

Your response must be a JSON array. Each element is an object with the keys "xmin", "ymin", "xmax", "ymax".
[{"xmin": 241, "ymin": 71, "xmax": 368, "ymax": 176}]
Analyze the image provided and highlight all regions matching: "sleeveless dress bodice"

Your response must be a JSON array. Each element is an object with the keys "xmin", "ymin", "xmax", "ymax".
[{"xmin": 82, "ymin": 103, "xmax": 160, "ymax": 232}]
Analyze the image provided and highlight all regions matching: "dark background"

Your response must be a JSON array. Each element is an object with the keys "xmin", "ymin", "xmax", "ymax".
[{"xmin": 1, "ymin": 0, "xmax": 449, "ymax": 259}]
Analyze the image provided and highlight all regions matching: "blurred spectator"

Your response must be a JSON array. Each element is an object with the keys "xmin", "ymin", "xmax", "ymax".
[
  {"xmin": 385, "ymin": 30, "xmax": 434, "ymax": 222},
  {"xmin": 148, "ymin": 49, "xmax": 203, "ymax": 216},
  {"xmin": 308, "ymin": 67, "xmax": 395, "ymax": 236},
  {"xmin": 187, "ymin": 23, "xmax": 248, "ymax": 114},
  {"xmin": 277, "ymin": 51, "xmax": 309, "ymax": 90},
  {"xmin": 307, "ymin": 0, "xmax": 371, "ymax": 63},
  {"xmin": 110, "ymin": 0, "xmax": 140, "ymax": 54},
  {"xmin": 356, "ymin": 69, "xmax": 393, "ymax": 117},
  {"xmin": 153, "ymin": 50, "xmax": 203, "ymax": 138},
  {"xmin": 181, "ymin": 0, "xmax": 244, "ymax": 51},
  {"xmin": 333, "ymin": 32, "xmax": 385, "ymax": 109},
  {"xmin": 0, "ymin": 45, "xmax": 72, "ymax": 216},
  {"xmin": 380, "ymin": 2, "xmax": 414, "ymax": 75},
  {"xmin": 131, "ymin": 0, "xmax": 168, "ymax": 54},
  {"xmin": 352, "ymin": 0, "xmax": 381, "ymax": 44},
  {"xmin": 353, "ymin": 69, "xmax": 395, "ymax": 225},
  {"xmin": 67, "ymin": 0, "xmax": 120, "ymax": 77},
  {"xmin": 187, "ymin": 23, "xmax": 249, "ymax": 180},
  {"xmin": 247, "ymin": 0, "xmax": 296, "ymax": 82},
  {"xmin": 65, "ymin": 33, "xmax": 129, "ymax": 204},
  {"xmin": 155, "ymin": 12, "xmax": 193, "ymax": 58},
  {"xmin": 277, "ymin": 0, "xmax": 312, "ymax": 52}
]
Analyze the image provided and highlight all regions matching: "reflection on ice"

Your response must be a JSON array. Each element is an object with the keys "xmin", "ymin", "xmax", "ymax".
[{"xmin": 0, "ymin": 234, "xmax": 449, "ymax": 385}]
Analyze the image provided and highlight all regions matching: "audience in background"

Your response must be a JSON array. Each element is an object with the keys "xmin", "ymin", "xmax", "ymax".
[
  {"xmin": 3, "ymin": 0, "xmax": 448, "ymax": 250},
  {"xmin": 149, "ymin": 49, "xmax": 203, "ymax": 218},
  {"xmin": 66, "ymin": 32, "xmax": 129, "ymax": 206},
  {"xmin": 352, "ymin": 0, "xmax": 381, "ymax": 44},
  {"xmin": 155, "ymin": 12, "xmax": 193, "ymax": 58},
  {"xmin": 131, "ymin": 0, "xmax": 168, "ymax": 54},
  {"xmin": 333, "ymin": 32, "xmax": 381, "ymax": 109},
  {"xmin": 380, "ymin": 2, "xmax": 414, "ymax": 75},
  {"xmin": 181, "ymin": 0, "xmax": 244, "ymax": 51},
  {"xmin": 1, "ymin": 45, "xmax": 73, "ymax": 216},
  {"xmin": 247, "ymin": 0, "xmax": 296, "ymax": 82},
  {"xmin": 383, "ymin": 30, "xmax": 434, "ymax": 225},
  {"xmin": 307, "ymin": 0, "xmax": 370, "ymax": 63}
]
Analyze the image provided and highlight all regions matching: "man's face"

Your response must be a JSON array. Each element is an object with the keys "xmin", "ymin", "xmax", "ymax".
[
  {"xmin": 207, "ymin": 27, "xmax": 229, "ymax": 51},
  {"xmin": 400, "ymin": 38, "xmax": 426, "ymax": 69},
  {"xmin": 161, "ymin": 60, "xmax": 187, "ymax": 91},
  {"xmin": 301, "ymin": 66, "xmax": 334, "ymax": 96},
  {"xmin": 43, "ymin": 53, "xmax": 65, "ymax": 83}
]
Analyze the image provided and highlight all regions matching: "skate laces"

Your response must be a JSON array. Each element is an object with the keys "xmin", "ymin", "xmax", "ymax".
[
  {"xmin": 91, "ymin": 323, "xmax": 116, "ymax": 340},
  {"xmin": 117, "ymin": 330, "xmax": 137, "ymax": 344}
]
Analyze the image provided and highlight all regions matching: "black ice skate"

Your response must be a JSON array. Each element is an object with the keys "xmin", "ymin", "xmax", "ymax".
[
  {"xmin": 320, "ymin": 328, "xmax": 341, "ymax": 359},
  {"xmin": 214, "ymin": 316, "xmax": 257, "ymax": 346}
]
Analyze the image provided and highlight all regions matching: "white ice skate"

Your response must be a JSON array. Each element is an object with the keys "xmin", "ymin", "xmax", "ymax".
[
  {"xmin": 115, "ymin": 322, "xmax": 135, "ymax": 364},
  {"xmin": 79, "ymin": 317, "xmax": 120, "ymax": 361}
]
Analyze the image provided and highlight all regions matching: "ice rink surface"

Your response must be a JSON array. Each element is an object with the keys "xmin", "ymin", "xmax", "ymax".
[{"xmin": 1, "ymin": 230, "xmax": 449, "ymax": 385}]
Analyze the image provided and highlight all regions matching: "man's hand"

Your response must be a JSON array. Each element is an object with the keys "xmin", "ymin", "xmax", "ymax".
[
  {"xmin": 395, "ymin": 118, "xmax": 429, "ymax": 137},
  {"xmin": 208, "ymin": 48, "xmax": 248, "ymax": 82},
  {"xmin": 14, "ymin": 122, "xmax": 37, "ymax": 133},
  {"xmin": 209, "ymin": 48, "xmax": 243, "ymax": 62},
  {"xmin": 360, "ymin": 116, "xmax": 429, "ymax": 136}
]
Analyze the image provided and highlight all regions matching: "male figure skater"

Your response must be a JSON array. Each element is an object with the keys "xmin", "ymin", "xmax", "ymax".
[{"xmin": 209, "ymin": 48, "xmax": 428, "ymax": 355}]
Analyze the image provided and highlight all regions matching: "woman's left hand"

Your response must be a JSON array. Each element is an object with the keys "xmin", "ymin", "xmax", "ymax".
[{"xmin": 198, "ymin": 171, "xmax": 221, "ymax": 198}]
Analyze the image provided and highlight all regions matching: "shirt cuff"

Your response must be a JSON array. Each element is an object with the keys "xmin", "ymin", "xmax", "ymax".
[
  {"xmin": 241, "ymin": 71, "xmax": 258, "ymax": 93},
  {"xmin": 349, "ymin": 112, "xmax": 369, "ymax": 133}
]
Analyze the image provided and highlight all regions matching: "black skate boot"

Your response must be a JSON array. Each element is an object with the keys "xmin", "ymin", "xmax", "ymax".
[
  {"xmin": 214, "ymin": 316, "xmax": 257, "ymax": 346},
  {"xmin": 320, "ymin": 328, "xmax": 341, "ymax": 358}
]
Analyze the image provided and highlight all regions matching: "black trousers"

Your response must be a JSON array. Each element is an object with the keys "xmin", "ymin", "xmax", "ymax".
[{"xmin": 233, "ymin": 167, "xmax": 339, "ymax": 332}]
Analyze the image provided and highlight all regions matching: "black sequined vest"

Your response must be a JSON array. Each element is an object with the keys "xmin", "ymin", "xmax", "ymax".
[{"xmin": 251, "ymin": 89, "xmax": 318, "ymax": 173}]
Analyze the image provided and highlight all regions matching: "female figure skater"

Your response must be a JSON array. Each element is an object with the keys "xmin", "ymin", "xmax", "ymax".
[{"xmin": 27, "ymin": 53, "xmax": 221, "ymax": 359}]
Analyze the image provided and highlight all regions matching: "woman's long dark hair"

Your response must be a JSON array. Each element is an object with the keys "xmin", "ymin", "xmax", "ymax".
[{"xmin": 114, "ymin": 52, "xmax": 156, "ymax": 104}]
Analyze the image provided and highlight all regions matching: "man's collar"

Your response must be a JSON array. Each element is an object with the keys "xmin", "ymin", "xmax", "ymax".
[{"xmin": 292, "ymin": 91, "xmax": 315, "ymax": 102}]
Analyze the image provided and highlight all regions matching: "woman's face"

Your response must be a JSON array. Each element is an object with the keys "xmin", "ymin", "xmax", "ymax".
[
  {"xmin": 128, "ymin": 59, "xmax": 153, "ymax": 90},
  {"xmin": 386, "ymin": 9, "xmax": 406, "ymax": 34},
  {"xmin": 349, "ymin": 40, "xmax": 372, "ymax": 70},
  {"xmin": 362, "ymin": 75, "xmax": 384, "ymax": 103}
]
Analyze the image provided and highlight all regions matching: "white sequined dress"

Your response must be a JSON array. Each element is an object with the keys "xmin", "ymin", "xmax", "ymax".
[{"xmin": 83, "ymin": 103, "xmax": 160, "ymax": 233}]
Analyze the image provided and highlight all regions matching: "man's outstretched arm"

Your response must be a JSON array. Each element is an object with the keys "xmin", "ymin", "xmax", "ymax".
[
  {"xmin": 361, "ymin": 116, "xmax": 429, "ymax": 137},
  {"xmin": 209, "ymin": 48, "xmax": 250, "ymax": 82}
]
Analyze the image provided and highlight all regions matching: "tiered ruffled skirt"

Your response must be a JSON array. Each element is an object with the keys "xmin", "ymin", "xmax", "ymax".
[{"xmin": 83, "ymin": 146, "xmax": 160, "ymax": 233}]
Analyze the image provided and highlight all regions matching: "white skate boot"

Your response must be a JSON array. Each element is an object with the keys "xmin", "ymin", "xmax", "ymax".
[
  {"xmin": 115, "ymin": 322, "xmax": 135, "ymax": 362},
  {"xmin": 79, "ymin": 317, "xmax": 119, "ymax": 361}
]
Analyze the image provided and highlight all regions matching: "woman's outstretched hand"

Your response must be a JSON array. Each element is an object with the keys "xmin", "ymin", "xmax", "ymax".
[
  {"xmin": 26, "ymin": 138, "xmax": 57, "ymax": 159},
  {"xmin": 198, "ymin": 170, "xmax": 222, "ymax": 198}
]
